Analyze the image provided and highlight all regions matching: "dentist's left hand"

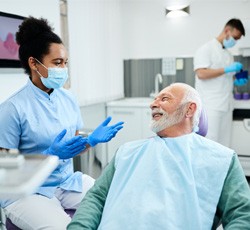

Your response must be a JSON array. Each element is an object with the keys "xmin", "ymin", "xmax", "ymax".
[
  {"xmin": 43, "ymin": 129, "xmax": 88, "ymax": 159},
  {"xmin": 87, "ymin": 116, "xmax": 124, "ymax": 147}
]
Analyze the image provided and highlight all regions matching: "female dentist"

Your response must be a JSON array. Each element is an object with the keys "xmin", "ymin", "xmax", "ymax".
[{"xmin": 0, "ymin": 16, "xmax": 123, "ymax": 229}]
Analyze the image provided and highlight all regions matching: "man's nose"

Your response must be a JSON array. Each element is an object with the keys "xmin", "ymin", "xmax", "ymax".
[{"xmin": 150, "ymin": 99, "xmax": 159, "ymax": 109}]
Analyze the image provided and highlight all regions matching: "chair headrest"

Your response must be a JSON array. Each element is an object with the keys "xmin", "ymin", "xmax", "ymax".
[{"xmin": 196, "ymin": 107, "xmax": 208, "ymax": 137}]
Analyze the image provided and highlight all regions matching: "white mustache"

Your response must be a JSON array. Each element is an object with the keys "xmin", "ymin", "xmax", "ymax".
[{"xmin": 151, "ymin": 108, "xmax": 167, "ymax": 117}]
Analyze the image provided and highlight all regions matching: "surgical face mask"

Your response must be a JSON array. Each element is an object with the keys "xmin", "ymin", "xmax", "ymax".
[
  {"xmin": 35, "ymin": 59, "xmax": 68, "ymax": 89},
  {"xmin": 223, "ymin": 36, "xmax": 236, "ymax": 49}
]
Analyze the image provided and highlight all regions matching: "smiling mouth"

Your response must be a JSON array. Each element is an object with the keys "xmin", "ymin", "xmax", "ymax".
[{"xmin": 152, "ymin": 112, "xmax": 163, "ymax": 119}]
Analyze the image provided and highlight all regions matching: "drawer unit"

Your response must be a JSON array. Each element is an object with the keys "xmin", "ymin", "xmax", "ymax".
[{"xmin": 231, "ymin": 109, "xmax": 250, "ymax": 176}]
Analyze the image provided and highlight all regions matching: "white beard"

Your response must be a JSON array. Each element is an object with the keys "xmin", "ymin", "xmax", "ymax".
[{"xmin": 150, "ymin": 106, "xmax": 185, "ymax": 133}]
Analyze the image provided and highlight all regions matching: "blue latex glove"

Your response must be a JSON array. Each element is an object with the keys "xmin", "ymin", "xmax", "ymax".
[
  {"xmin": 43, "ymin": 129, "xmax": 88, "ymax": 159},
  {"xmin": 234, "ymin": 78, "xmax": 248, "ymax": 86},
  {"xmin": 224, "ymin": 62, "xmax": 243, "ymax": 73},
  {"xmin": 87, "ymin": 116, "xmax": 124, "ymax": 147}
]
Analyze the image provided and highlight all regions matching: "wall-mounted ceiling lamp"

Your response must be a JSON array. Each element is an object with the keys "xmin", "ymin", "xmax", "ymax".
[
  {"xmin": 165, "ymin": 0, "xmax": 190, "ymax": 18},
  {"xmin": 166, "ymin": 6, "xmax": 190, "ymax": 18}
]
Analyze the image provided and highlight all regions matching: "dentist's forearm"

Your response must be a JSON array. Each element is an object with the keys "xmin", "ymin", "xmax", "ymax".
[{"xmin": 195, "ymin": 68, "xmax": 225, "ymax": 80}]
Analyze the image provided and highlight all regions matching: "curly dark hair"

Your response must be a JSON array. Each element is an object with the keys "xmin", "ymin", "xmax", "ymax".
[{"xmin": 16, "ymin": 17, "xmax": 62, "ymax": 75}]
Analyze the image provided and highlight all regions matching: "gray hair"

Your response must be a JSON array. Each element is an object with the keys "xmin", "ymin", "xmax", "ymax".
[{"xmin": 170, "ymin": 83, "xmax": 202, "ymax": 129}]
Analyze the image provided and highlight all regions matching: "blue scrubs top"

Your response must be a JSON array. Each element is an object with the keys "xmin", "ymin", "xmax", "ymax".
[{"xmin": 0, "ymin": 79, "xmax": 84, "ymax": 207}]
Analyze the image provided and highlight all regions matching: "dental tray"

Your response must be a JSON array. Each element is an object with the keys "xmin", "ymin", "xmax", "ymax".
[{"xmin": 0, "ymin": 152, "xmax": 25, "ymax": 168}]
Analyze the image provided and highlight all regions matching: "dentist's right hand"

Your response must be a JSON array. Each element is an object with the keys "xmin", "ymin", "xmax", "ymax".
[
  {"xmin": 224, "ymin": 62, "xmax": 243, "ymax": 73},
  {"xmin": 43, "ymin": 129, "xmax": 88, "ymax": 159}
]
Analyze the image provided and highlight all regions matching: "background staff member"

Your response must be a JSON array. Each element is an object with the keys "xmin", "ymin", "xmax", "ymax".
[{"xmin": 194, "ymin": 18, "xmax": 245, "ymax": 147}]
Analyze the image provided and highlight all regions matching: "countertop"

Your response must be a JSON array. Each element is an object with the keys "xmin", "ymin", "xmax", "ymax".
[{"xmin": 233, "ymin": 99, "xmax": 250, "ymax": 110}]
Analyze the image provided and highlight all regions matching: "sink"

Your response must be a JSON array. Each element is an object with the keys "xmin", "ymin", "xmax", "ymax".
[
  {"xmin": 149, "ymin": 92, "xmax": 157, "ymax": 98},
  {"xmin": 107, "ymin": 97, "xmax": 153, "ymax": 108},
  {"xmin": 150, "ymin": 73, "xmax": 163, "ymax": 99}
]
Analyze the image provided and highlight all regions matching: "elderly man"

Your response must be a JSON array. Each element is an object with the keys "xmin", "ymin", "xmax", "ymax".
[{"xmin": 68, "ymin": 83, "xmax": 250, "ymax": 230}]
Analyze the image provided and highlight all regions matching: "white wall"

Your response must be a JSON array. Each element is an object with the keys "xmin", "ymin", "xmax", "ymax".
[
  {"xmin": 1, "ymin": 0, "xmax": 250, "ymax": 104},
  {"xmin": 67, "ymin": 0, "xmax": 124, "ymax": 106},
  {"xmin": 121, "ymin": 0, "xmax": 250, "ymax": 59},
  {"xmin": 0, "ymin": 0, "xmax": 61, "ymax": 103}
]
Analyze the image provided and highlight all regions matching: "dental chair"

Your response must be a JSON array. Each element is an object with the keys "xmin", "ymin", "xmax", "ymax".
[
  {"xmin": 5, "ymin": 108, "xmax": 208, "ymax": 230},
  {"xmin": 196, "ymin": 107, "xmax": 208, "ymax": 137}
]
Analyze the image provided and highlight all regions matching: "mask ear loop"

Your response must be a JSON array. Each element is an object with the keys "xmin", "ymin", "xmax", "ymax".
[
  {"xmin": 36, "ymin": 69, "xmax": 44, "ymax": 78},
  {"xmin": 34, "ymin": 58, "xmax": 48, "ymax": 70},
  {"xmin": 33, "ymin": 58, "xmax": 49, "ymax": 78}
]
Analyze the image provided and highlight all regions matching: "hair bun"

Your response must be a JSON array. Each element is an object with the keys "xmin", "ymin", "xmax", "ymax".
[{"xmin": 16, "ymin": 17, "xmax": 54, "ymax": 45}]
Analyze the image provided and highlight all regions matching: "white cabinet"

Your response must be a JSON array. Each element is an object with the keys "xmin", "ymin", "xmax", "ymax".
[
  {"xmin": 106, "ymin": 98, "xmax": 155, "ymax": 163},
  {"xmin": 231, "ymin": 100, "xmax": 250, "ymax": 176}
]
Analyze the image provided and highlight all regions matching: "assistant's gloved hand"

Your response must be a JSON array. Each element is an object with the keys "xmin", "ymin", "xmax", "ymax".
[
  {"xmin": 234, "ymin": 78, "xmax": 248, "ymax": 86},
  {"xmin": 87, "ymin": 116, "xmax": 124, "ymax": 147},
  {"xmin": 224, "ymin": 62, "xmax": 243, "ymax": 73},
  {"xmin": 43, "ymin": 129, "xmax": 88, "ymax": 159}
]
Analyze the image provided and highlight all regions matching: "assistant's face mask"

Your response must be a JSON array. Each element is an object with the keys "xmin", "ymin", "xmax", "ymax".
[
  {"xmin": 35, "ymin": 58, "xmax": 68, "ymax": 89},
  {"xmin": 223, "ymin": 36, "xmax": 236, "ymax": 49}
]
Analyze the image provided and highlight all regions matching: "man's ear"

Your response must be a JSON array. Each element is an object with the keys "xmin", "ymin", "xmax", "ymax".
[
  {"xmin": 224, "ymin": 26, "xmax": 232, "ymax": 38},
  {"xmin": 186, "ymin": 102, "xmax": 196, "ymax": 118}
]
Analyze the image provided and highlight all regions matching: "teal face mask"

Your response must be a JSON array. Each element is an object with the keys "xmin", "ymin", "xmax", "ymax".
[
  {"xmin": 223, "ymin": 36, "xmax": 236, "ymax": 49},
  {"xmin": 35, "ymin": 59, "xmax": 68, "ymax": 89}
]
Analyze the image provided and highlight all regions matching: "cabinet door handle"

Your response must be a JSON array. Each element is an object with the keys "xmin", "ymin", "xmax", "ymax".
[
  {"xmin": 243, "ymin": 119, "xmax": 250, "ymax": 131},
  {"xmin": 112, "ymin": 111, "xmax": 134, "ymax": 115}
]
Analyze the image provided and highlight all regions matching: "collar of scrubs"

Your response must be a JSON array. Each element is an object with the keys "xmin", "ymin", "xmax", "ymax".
[
  {"xmin": 100, "ymin": 133, "xmax": 233, "ymax": 229},
  {"xmin": 214, "ymin": 38, "xmax": 225, "ymax": 50},
  {"xmin": 27, "ymin": 78, "xmax": 57, "ymax": 101}
]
